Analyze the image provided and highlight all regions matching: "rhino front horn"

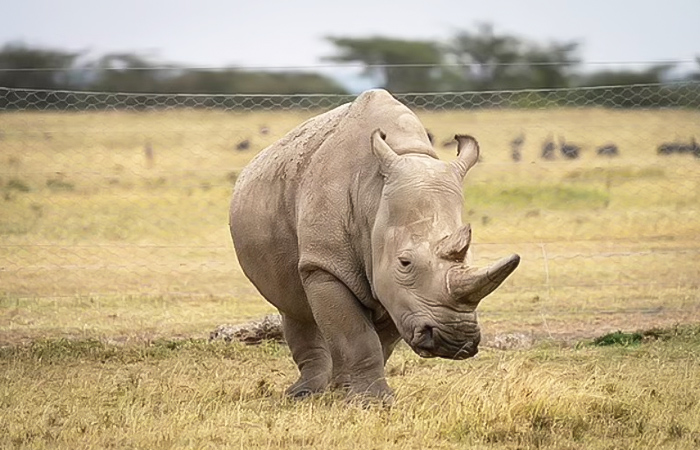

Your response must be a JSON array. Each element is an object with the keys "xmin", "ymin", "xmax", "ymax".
[{"xmin": 447, "ymin": 254, "xmax": 520, "ymax": 306}]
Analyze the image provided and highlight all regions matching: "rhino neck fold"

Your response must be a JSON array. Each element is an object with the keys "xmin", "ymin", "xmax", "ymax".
[{"xmin": 349, "ymin": 166, "xmax": 386, "ymax": 309}]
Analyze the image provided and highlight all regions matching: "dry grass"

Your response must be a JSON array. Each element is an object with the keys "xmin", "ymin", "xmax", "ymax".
[
  {"xmin": 1, "ymin": 327, "xmax": 699, "ymax": 449},
  {"xmin": 1, "ymin": 106, "xmax": 699, "ymax": 448}
]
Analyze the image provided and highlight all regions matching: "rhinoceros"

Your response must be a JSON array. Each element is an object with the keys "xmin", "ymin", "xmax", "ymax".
[{"xmin": 229, "ymin": 89, "xmax": 519, "ymax": 400}]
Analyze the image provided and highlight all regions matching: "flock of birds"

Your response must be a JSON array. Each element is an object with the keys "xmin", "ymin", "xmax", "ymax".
[
  {"xmin": 503, "ymin": 134, "xmax": 699, "ymax": 162},
  {"xmin": 428, "ymin": 132, "xmax": 699, "ymax": 162},
  {"xmin": 429, "ymin": 131, "xmax": 623, "ymax": 162},
  {"xmin": 206, "ymin": 125, "xmax": 700, "ymax": 165},
  {"xmin": 508, "ymin": 134, "xmax": 618, "ymax": 162}
]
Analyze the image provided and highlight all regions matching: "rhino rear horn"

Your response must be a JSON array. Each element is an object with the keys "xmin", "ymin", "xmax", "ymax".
[
  {"xmin": 451, "ymin": 135, "xmax": 480, "ymax": 180},
  {"xmin": 371, "ymin": 128, "xmax": 399, "ymax": 175},
  {"xmin": 435, "ymin": 224, "xmax": 472, "ymax": 262},
  {"xmin": 447, "ymin": 254, "xmax": 520, "ymax": 306}
]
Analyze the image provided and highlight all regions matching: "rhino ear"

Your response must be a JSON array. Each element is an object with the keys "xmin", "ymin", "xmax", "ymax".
[
  {"xmin": 450, "ymin": 135, "xmax": 480, "ymax": 180},
  {"xmin": 435, "ymin": 224, "xmax": 472, "ymax": 262},
  {"xmin": 371, "ymin": 128, "xmax": 399, "ymax": 175}
]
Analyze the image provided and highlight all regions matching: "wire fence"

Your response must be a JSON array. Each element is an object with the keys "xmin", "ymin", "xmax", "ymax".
[
  {"xmin": 1, "ymin": 83, "xmax": 699, "ymax": 335},
  {"xmin": 3, "ymin": 81, "xmax": 700, "ymax": 110}
]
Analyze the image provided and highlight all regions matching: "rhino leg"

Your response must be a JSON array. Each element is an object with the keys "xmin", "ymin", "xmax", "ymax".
[
  {"xmin": 301, "ymin": 270, "xmax": 393, "ymax": 401},
  {"xmin": 282, "ymin": 315, "xmax": 332, "ymax": 398},
  {"xmin": 375, "ymin": 317, "xmax": 401, "ymax": 364}
]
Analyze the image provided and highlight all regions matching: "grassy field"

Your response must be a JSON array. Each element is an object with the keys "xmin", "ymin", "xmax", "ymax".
[{"xmin": 1, "ymin": 104, "xmax": 700, "ymax": 448}]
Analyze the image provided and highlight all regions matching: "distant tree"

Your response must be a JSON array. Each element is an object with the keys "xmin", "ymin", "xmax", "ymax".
[
  {"xmin": 446, "ymin": 23, "xmax": 524, "ymax": 90},
  {"xmin": 522, "ymin": 41, "xmax": 579, "ymax": 88},
  {"xmin": 577, "ymin": 64, "xmax": 675, "ymax": 86},
  {"xmin": 227, "ymin": 71, "xmax": 347, "ymax": 94},
  {"xmin": 445, "ymin": 23, "xmax": 579, "ymax": 90},
  {"xmin": 324, "ymin": 36, "xmax": 444, "ymax": 92},
  {"xmin": 89, "ymin": 53, "xmax": 347, "ymax": 95},
  {"xmin": 90, "ymin": 52, "xmax": 167, "ymax": 92},
  {"xmin": 160, "ymin": 69, "xmax": 237, "ymax": 94},
  {"xmin": 160, "ymin": 69, "xmax": 347, "ymax": 95},
  {"xmin": 0, "ymin": 42, "xmax": 81, "ymax": 89}
]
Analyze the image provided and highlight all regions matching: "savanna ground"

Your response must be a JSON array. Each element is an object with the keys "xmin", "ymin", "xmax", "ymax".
[{"xmin": 1, "ymin": 98, "xmax": 699, "ymax": 448}]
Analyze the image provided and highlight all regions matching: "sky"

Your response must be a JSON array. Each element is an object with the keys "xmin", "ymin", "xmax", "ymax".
[{"xmin": 2, "ymin": 0, "xmax": 699, "ymax": 89}]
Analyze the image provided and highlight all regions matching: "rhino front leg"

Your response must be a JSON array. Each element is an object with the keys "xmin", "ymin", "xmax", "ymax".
[
  {"xmin": 282, "ymin": 315, "xmax": 332, "ymax": 398},
  {"xmin": 301, "ymin": 269, "xmax": 393, "ymax": 401},
  {"xmin": 375, "ymin": 317, "xmax": 401, "ymax": 364}
]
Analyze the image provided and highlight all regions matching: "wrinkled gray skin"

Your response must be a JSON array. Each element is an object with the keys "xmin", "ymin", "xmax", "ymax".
[{"xmin": 229, "ymin": 89, "xmax": 519, "ymax": 401}]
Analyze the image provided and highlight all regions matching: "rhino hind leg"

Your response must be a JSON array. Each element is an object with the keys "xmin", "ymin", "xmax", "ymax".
[
  {"xmin": 301, "ymin": 269, "xmax": 393, "ymax": 401},
  {"xmin": 282, "ymin": 315, "xmax": 333, "ymax": 398}
]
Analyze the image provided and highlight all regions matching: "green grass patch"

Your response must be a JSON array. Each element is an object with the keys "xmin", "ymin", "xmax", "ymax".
[
  {"xmin": 590, "ymin": 325, "xmax": 700, "ymax": 348},
  {"xmin": 465, "ymin": 183, "xmax": 609, "ymax": 209},
  {"xmin": 592, "ymin": 330, "xmax": 644, "ymax": 347},
  {"xmin": 564, "ymin": 166, "xmax": 666, "ymax": 183}
]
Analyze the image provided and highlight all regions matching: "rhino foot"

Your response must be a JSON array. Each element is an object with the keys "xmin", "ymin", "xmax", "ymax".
[
  {"xmin": 332, "ymin": 375, "xmax": 394, "ymax": 406},
  {"xmin": 285, "ymin": 386, "xmax": 314, "ymax": 399},
  {"xmin": 282, "ymin": 315, "xmax": 332, "ymax": 399},
  {"xmin": 285, "ymin": 378, "xmax": 328, "ymax": 399}
]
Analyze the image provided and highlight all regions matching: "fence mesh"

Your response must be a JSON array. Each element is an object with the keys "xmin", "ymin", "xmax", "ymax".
[{"xmin": 1, "ymin": 83, "xmax": 699, "ymax": 339}]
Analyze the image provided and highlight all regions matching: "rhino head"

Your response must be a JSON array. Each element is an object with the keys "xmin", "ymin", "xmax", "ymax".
[{"xmin": 370, "ymin": 129, "xmax": 519, "ymax": 360}]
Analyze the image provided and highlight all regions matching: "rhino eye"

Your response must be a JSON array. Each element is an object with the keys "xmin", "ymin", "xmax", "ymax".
[{"xmin": 398, "ymin": 257, "xmax": 413, "ymax": 270}]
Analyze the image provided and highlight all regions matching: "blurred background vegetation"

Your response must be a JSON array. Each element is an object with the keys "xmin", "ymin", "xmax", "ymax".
[{"xmin": 1, "ymin": 22, "xmax": 699, "ymax": 107}]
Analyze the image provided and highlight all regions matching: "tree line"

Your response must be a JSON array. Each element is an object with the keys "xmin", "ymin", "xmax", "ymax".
[{"xmin": 1, "ymin": 23, "xmax": 699, "ymax": 109}]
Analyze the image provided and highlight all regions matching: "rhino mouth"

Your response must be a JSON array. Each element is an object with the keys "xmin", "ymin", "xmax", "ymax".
[{"xmin": 408, "ymin": 323, "xmax": 481, "ymax": 360}]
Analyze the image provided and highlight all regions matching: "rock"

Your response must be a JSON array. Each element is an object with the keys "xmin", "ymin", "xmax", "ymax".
[
  {"xmin": 210, "ymin": 315, "xmax": 284, "ymax": 344},
  {"xmin": 488, "ymin": 332, "xmax": 535, "ymax": 350}
]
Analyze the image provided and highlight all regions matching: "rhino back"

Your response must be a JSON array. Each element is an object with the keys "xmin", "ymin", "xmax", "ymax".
[{"xmin": 232, "ymin": 102, "xmax": 351, "ymax": 225}]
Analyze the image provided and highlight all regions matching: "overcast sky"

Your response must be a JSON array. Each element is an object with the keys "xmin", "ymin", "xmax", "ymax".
[{"xmin": 3, "ymin": 0, "xmax": 699, "ymax": 72}]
